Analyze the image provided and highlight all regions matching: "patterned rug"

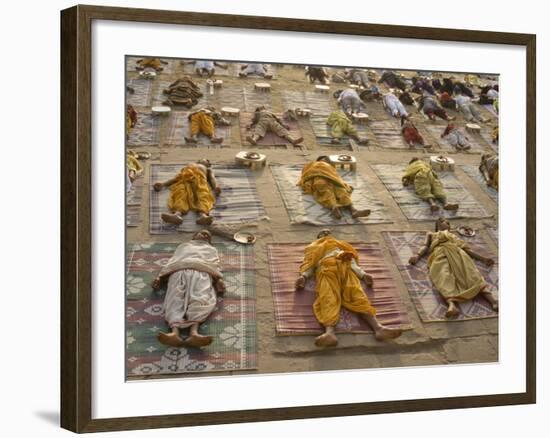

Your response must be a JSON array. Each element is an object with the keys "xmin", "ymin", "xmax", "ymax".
[
  {"xmin": 459, "ymin": 165, "xmax": 498, "ymax": 202},
  {"xmin": 424, "ymin": 123, "xmax": 490, "ymax": 153},
  {"xmin": 371, "ymin": 164, "xmax": 492, "ymax": 221},
  {"xmin": 126, "ymin": 242, "xmax": 256, "ymax": 377},
  {"xmin": 310, "ymin": 114, "xmax": 370, "ymax": 147},
  {"xmin": 240, "ymin": 113, "xmax": 301, "ymax": 147},
  {"xmin": 270, "ymin": 165, "xmax": 392, "ymax": 225},
  {"xmin": 126, "ymin": 78, "xmax": 153, "ymax": 107},
  {"xmin": 242, "ymin": 87, "xmax": 273, "ymax": 111},
  {"xmin": 165, "ymin": 111, "xmax": 231, "ymax": 147},
  {"xmin": 127, "ymin": 177, "xmax": 143, "ymax": 227},
  {"xmin": 382, "ymin": 231, "xmax": 498, "ymax": 322},
  {"xmin": 127, "ymin": 112, "xmax": 161, "ymax": 147},
  {"xmin": 267, "ymin": 242, "xmax": 412, "ymax": 334},
  {"xmin": 282, "ymin": 90, "xmax": 334, "ymax": 116},
  {"xmin": 150, "ymin": 164, "xmax": 267, "ymax": 234},
  {"xmin": 368, "ymin": 119, "xmax": 410, "ymax": 150}
]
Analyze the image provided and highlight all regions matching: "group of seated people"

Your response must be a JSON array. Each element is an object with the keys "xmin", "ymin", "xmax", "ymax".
[{"xmin": 128, "ymin": 59, "xmax": 500, "ymax": 350}]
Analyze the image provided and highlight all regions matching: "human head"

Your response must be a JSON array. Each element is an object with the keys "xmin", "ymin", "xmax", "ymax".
[
  {"xmin": 333, "ymin": 90, "xmax": 343, "ymax": 99},
  {"xmin": 317, "ymin": 229, "xmax": 332, "ymax": 239},
  {"xmin": 435, "ymin": 217, "xmax": 450, "ymax": 232},
  {"xmin": 316, "ymin": 155, "xmax": 331, "ymax": 164},
  {"xmin": 409, "ymin": 157, "xmax": 420, "ymax": 165},
  {"xmin": 255, "ymin": 105, "xmax": 266, "ymax": 112},
  {"xmin": 197, "ymin": 158, "xmax": 211, "ymax": 168},
  {"xmin": 193, "ymin": 229, "xmax": 212, "ymax": 243}
]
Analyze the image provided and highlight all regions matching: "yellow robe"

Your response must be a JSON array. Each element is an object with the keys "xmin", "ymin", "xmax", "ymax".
[
  {"xmin": 190, "ymin": 111, "xmax": 215, "ymax": 137},
  {"xmin": 126, "ymin": 154, "xmax": 143, "ymax": 174},
  {"xmin": 168, "ymin": 165, "xmax": 215, "ymax": 214},
  {"xmin": 298, "ymin": 161, "xmax": 353, "ymax": 209},
  {"xmin": 427, "ymin": 230, "xmax": 485, "ymax": 302},
  {"xmin": 300, "ymin": 236, "xmax": 376, "ymax": 326},
  {"xmin": 403, "ymin": 160, "xmax": 446, "ymax": 202}
]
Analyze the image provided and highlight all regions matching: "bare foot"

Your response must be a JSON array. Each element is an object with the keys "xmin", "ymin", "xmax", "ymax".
[
  {"xmin": 445, "ymin": 303, "xmax": 460, "ymax": 318},
  {"xmin": 331, "ymin": 207, "xmax": 342, "ymax": 219},
  {"xmin": 183, "ymin": 334, "xmax": 213, "ymax": 348},
  {"xmin": 196, "ymin": 214, "xmax": 214, "ymax": 225},
  {"xmin": 246, "ymin": 135, "xmax": 257, "ymax": 145},
  {"xmin": 161, "ymin": 212, "xmax": 183, "ymax": 225},
  {"xmin": 351, "ymin": 209, "xmax": 371, "ymax": 218},
  {"xmin": 184, "ymin": 136, "xmax": 197, "ymax": 144},
  {"xmin": 291, "ymin": 137, "xmax": 304, "ymax": 145},
  {"xmin": 210, "ymin": 137, "xmax": 223, "ymax": 144},
  {"xmin": 331, "ymin": 138, "xmax": 341, "ymax": 144},
  {"xmin": 430, "ymin": 204, "xmax": 440, "ymax": 212},
  {"xmin": 264, "ymin": 74, "xmax": 273, "ymax": 80},
  {"xmin": 158, "ymin": 331, "xmax": 185, "ymax": 347},
  {"xmin": 443, "ymin": 203, "xmax": 459, "ymax": 211},
  {"xmin": 314, "ymin": 332, "xmax": 338, "ymax": 347},
  {"xmin": 375, "ymin": 327, "xmax": 402, "ymax": 341}
]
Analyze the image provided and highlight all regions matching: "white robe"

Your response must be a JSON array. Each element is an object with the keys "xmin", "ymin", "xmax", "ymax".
[{"xmin": 159, "ymin": 240, "xmax": 222, "ymax": 329}]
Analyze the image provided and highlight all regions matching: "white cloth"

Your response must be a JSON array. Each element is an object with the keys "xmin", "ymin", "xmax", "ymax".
[
  {"xmin": 159, "ymin": 240, "xmax": 222, "ymax": 279},
  {"xmin": 160, "ymin": 240, "xmax": 222, "ymax": 329},
  {"xmin": 164, "ymin": 269, "xmax": 217, "ymax": 328}
]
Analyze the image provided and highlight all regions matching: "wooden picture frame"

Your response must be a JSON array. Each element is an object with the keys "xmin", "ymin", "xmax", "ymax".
[{"xmin": 60, "ymin": 4, "xmax": 536, "ymax": 433}]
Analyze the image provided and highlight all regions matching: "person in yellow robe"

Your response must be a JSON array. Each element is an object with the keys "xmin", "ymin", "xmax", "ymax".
[
  {"xmin": 326, "ymin": 110, "xmax": 369, "ymax": 145},
  {"xmin": 298, "ymin": 156, "xmax": 371, "ymax": 220},
  {"xmin": 126, "ymin": 150, "xmax": 143, "ymax": 193},
  {"xmin": 402, "ymin": 158, "xmax": 459, "ymax": 213},
  {"xmin": 185, "ymin": 107, "xmax": 230, "ymax": 144},
  {"xmin": 295, "ymin": 229, "xmax": 402, "ymax": 347},
  {"xmin": 153, "ymin": 159, "xmax": 220, "ymax": 226},
  {"xmin": 479, "ymin": 154, "xmax": 499, "ymax": 191},
  {"xmin": 409, "ymin": 218, "xmax": 498, "ymax": 317}
]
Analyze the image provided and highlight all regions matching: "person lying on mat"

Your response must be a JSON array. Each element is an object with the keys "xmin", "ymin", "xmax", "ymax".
[
  {"xmin": 153, "ymin": 159, "xmax": 220, "ymax": 226},
  {"xmin": 378, "ymin": 70, "xmax": 408, "ymax": 91},
  {"xmin": 478, "ymin": 85, "xmax": 499, "ymax": 105},
  {"xmin": 479, "ymin": 153, "xmax": 499, "ymax": 190},
  {"xmin": 441, "ymin": 124, "xmax": 471, "ymax": 151},
  {"xmin": 401, "ymin": 119, "xmax": 428, "ymax": 148},
  {"xmin": 126, "ymin": 104, "xmax": 137, "ymax": 137},
  {"xmin": 162, "ymin": 76, "xmax": 203, "ymax": 107},
  {"xmin": 345, "ymin": 68, "xmax": 370, "ymax": 88},
  {"xmin": 417, "ymin": 95, "xmax": 455, "ymax": 121},
  {"xmin": 455, "ymin": 93, "xmax": 488, "ymax": 123},
  {"xmin": 437, "ymin": 91, "xmax": 457, "ymax": 110},
  {"xmin": 297, "ymin": 156, "xmax": 371, "ymax": 220},
  {"xmin": 245, "ymin": 106, "xmax": 303, "ymax": 146},
  {"xmin": 238, "ymin": 63, "xmax": 273, "ymax": 79},
  {"xmin": 185, "ymin": 107, "xmax": 230, "ymax": 144},
  {"xmin": 326, "ymin": 110, "xmax": 369, "ymax": 145},
  {"xmin": 334, "ymin": 88, "xmax": 366, "ymax": 115},
  {"xmin": 152, "ymin": 230, "xmax": 226, "ymax": 348},
  {"xmin": 402, "ymin": 158, "xmax": 459, "ymax": 213},
  {"xmin": 359, "ymin": 85, "xmax": 382, "ymax": 102},
  {"xmin": 305, "ymin": 66, "xmax": 330, "ymax": 84},
  {"xmin": 408, "ymin": 217, "xmax": 498, "ymax": 318},
  {"xmin": 383, "ymin": 91, "xmax": 409, "ymax": 119},
  {"xmin": 295, "ymin": 229, "xmax": 403, "ymax": 347},
  {"xmin": 135, "ymin": 57, "xmax": 168, "ymax": 72},
  {"xmin": 181, "ymin": 60, "xmax": 228, "ymax": 77},
  {"xmin": 126, "ymin": 151, "xmax": 143, "ymax": 193}
]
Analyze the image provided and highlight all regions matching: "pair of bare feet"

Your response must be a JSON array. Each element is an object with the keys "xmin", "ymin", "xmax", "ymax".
[
  {"xmin": 185, "ymin": 136, "xmax": 223, "ymax": 144},
  {"xmin": 314, "ymin": 326, "xmax": 402, "ymax": 348},
  {"xmin": 158, "ymin": 331, "xmax": 213, "ymax": 348},
  {"xmin": 331, "ymin": 206, "xmax": 371, "ymax": 220},
  {"xmin": 246, "ymin": 135, "xmax": 303, "ymax": 146},
  {"xmin": 429, "ymin": 203, "xmax": 459, "ymax": 213},
  {"xmin": 161, "ymin": 211, "xmax": 213, "ymax": 226}
]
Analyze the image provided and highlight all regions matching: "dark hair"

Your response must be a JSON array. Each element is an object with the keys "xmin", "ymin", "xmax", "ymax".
[
  {"xmin": 409, "ymin": 157, "xmax": 419, "ymax": 164},
  {"xmin": 435, "ymin": 217, "xmax": 447, "ymax": 232},
  {"xmin": 316, "ymin": 155, "xmax": 330, "ymax": 162}
]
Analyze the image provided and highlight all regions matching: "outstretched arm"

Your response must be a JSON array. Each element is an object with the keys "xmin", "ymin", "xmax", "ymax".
[
  {"xmin": 409, "ymin": 233, "xmax": 432, "ymax": 265},
  {"xmin": 207, "ymin": 168, "xmax": 221, "ymax": 196},
  {"xmin": 463, "ymin": 247, "xmax": 494, "ymax": 266},
  {"xmin": 153, "ymin": 176, "xmax": 178, "ymax": 192}
]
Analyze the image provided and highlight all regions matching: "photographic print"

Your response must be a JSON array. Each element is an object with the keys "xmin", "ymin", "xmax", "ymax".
[{"xmin": 125, "ymin": 57, "xmax": 500, "ymax": 380}]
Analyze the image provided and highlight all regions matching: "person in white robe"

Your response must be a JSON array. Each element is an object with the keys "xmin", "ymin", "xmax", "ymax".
[{"xmin": 152, "ymin": 230, "xmax": 226, "ymax": 348}]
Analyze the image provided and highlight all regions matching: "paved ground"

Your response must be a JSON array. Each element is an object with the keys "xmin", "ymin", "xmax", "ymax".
[{"xmin": 126, "ymin": 59, "xmax": 499, "ymax": 378}]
